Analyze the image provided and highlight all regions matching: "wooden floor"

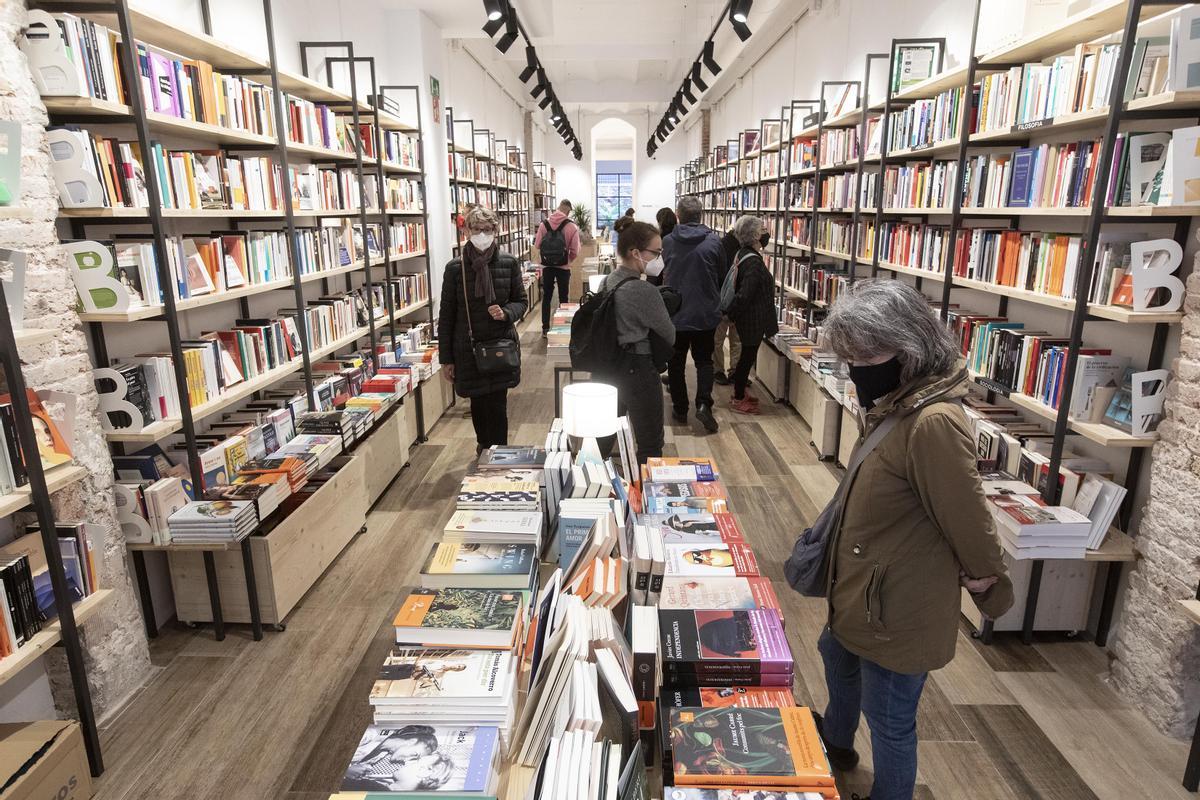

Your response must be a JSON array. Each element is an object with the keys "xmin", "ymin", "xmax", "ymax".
[{"xmin": 92, "ymin": 317, "xmax": 1195, "ymax": 800}]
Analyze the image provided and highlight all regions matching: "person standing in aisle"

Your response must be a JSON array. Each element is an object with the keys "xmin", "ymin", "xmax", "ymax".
[
  {"xmin": 662, "ymin": 195, "xmax": 723, "ymax": 433},
  {"xmin": 713, "ymin": 223, "xmax": 742, "ymax": 386},
  {"xmin": 794, "ymin": 280, "xmax": 1012, "ymax": 800},
  {"xmin": 439, "ymin": 206, "xmax": 529, "ymax": 454},
  {"xmin": 650, "ymin": 207, "xmax": 678, "ymax": 288},
  {"xmin": 595, "ymin": 221, "xmax": 675, "ymax": 464},
  {"xmin": 534, "ymin": 199, "xmax": 581, "ymax": 336},
  {"xmin": 723, "ymin": 216, "xmax": 777, "ymax": 414}
]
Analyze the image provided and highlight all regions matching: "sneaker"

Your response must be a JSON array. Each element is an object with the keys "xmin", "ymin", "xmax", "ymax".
[
  {"xmin": 813, "ymin": 712, "xmax": 859, "ymax": 771},
  {"xmin": 713, "ymin": 371, "xmax": 731, "ymax": 386},
  {"xmin": 661, "ymin": 374, "xmax": 670, "ymax": 386},
  {"xmin": 730, "ymin": 397, "xmax": 760, "ymax": 415},
  {"xmin": 672, "ymin": 409, "xmax": 689, "ymax": 424},
  {"xmin": 541, "ymin": 329, "xmax": 549, "ymax": 338},
  {"xmin": 695, "ymin": 404, "xmax": 719, "ymax": 433}
]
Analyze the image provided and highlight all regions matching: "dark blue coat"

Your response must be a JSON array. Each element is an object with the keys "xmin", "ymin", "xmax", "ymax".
[{"xmin": 662, "ymin": 222, "xmax": 723, "ymax": 332}]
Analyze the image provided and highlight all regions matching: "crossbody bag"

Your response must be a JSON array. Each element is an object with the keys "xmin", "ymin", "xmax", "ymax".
[{"xmin": 462, "ymin": 259, "xmax": 521, "ymax": 375}]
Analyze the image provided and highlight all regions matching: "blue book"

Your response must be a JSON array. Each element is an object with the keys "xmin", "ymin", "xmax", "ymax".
[
  {"xmin": 1008, "ymin": 148, "xmax": 1037, "ymax": 207},
  {"xmin": 556, "ymin": 516, "xmax": 596, "ymax": 570}
]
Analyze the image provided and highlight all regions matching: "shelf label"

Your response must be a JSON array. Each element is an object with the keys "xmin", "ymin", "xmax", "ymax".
[
  {"xmin": 911, "ymin": 142, "xmax": 934, "ymax": 151},
  {"xmin": 1130, "ymin": 238, "xmax": 1185, "ymax": 313},
  {"xmin": 974, "ymin": 375, "xmax": 1011, "ymax": 397},
  {"xmin": 1014, "ymin": 118, "xmax": 1051, "ymax": 132}
]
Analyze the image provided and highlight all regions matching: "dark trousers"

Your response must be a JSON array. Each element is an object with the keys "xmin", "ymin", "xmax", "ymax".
[
  {"xmin": 668, "ymin": 328, "xmax": 716, "ymax": 414},
  {"xmin": 541, "ymin": 267, "xmax": 570, "ymax": 330},
  {"xmin": 598, "ymin": 353, "xmax": 664, "ymax": 465},
  {"xmin": 732, "ymin": 337, "xmax": 762, "ymax": 399},
  {"xmin": 469, "ymin": 389, "xmax": 508, "ymax": 450}
]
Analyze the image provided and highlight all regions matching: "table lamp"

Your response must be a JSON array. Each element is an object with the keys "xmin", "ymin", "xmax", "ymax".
[{"xmin": 562, "ymin": 382, "xmax": 618, "ymax": 465}]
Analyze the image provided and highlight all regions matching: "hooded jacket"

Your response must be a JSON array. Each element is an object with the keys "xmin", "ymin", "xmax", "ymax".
[
  {"xmin": 662, "ymin": 222, "xmax": 724, "ymax": 332},
  {"xmin": 827, "ymin": 361, "xmax": 1013, "ymax": 674},
  {"xmin": 534, "ymin": 211, "xmax": 581, "ymax": 267}
]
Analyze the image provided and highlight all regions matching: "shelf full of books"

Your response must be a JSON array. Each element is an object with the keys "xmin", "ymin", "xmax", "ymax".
[
  {"xmin": 445, "ymin": 111, "xmax": 531, "ymax": 260},
  {"xmin": 326, "ymin": 413, "xmax": 837, "ymax": 799}
]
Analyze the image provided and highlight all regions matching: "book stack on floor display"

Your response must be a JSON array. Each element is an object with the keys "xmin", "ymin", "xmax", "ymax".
[
  {"xmin": 445, "ymin": 110, "xmax": 532, "ymax": 260},
  {"xmin": 676, "ymin": 0, "xmax": 1185, "ymax": 644},
  {"xmin": 547, "ymin": 302, "xmax": 580, "ymax": 353}
]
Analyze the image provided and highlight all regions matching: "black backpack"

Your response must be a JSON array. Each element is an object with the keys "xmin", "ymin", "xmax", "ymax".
[
  {"xmin": 569, "ymin": 277, "xmax": 637, "ymax": 372},
  {"xmin": 540, "ymin": 218, "xmax": 570, "ymax": 267}
]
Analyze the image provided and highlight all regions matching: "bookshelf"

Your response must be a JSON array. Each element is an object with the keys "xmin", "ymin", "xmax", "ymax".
[
  {"xmin": 35, "ymin": 0, "xmax": 440, "ymax": 644},
  {"xmin": 0, "ymin": 283, "xmax": 107, "ymax": 776},
  {"xmin": 445, "ymin": 108, "xmax": 531, "ymax": 261},
  {"xmin": 677, "ymin": 0, "xmax": 1198, "ymax": 647}
]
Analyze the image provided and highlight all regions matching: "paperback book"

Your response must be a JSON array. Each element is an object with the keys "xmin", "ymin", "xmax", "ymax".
[
  {"xmin": 392, "ymin": 587, "xmax": 524, "ymax": 649},
  {"xmin": 342, "ymin": 724, "xmax": 500, "ymax": 794},
  {"xmin": 659, "ymin": 609, "xmax": 793, "ymax": 683},
  {"xmin": 369, "ymin": 648, "xmax": 515, "ymax": 716},
  {"xmin": 418, "ymin": 542, "xmax": 538, "ymax": 590},
  {"xmin": 662, "ymin": 542, "xmax": 760, "ymax": 578},
  {"xmin": 643, "ymin": 481, "xmax": 729, "ymax": 515},
  {"xmin": 639, "ymin": 513, "xmax": 745, "ymax": 545},
  {"xmin": 658, "ymin": 577, "xmax": 783, "ymax": 618}
]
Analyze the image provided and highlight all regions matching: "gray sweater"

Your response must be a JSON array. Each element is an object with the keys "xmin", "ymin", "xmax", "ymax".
[{"xmin": 603, "ymin": 266, "xmax": 676, "ymax": 353}]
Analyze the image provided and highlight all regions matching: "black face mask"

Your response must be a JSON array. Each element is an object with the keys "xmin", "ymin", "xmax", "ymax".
[
  {"xmin": 848, "ymin": 356, "xmax": 904, "ymax": 410},
  {"xmin": 759, "ymin": 232, "xmax": 770, "ymax": 248}
]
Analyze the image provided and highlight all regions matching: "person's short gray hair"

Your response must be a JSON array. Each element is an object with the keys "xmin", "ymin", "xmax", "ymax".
[
  {"xmin": 732, "ymin": 215, "xmax": 764, "ymax": 248},
  {"xmin": 823, "ymin": 279, "xmax": 959, "ymax": 384},
  {"xmin": 676, "ymin": 195, "xmax": 704, "ymax": 224},
  {"xmin": 465, "ymin": 206, "xmax": 499, "ymax": 231}
]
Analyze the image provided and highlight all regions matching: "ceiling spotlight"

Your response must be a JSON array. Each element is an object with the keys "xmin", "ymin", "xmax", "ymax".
[
  {"xmin": 691, "ymin": 62, "xmax": 708, "ymax": 92},
  {"xmin": 729, "ymin": 14, "xmax": 752, "ymax": 41},
  {"xmin": 539, "ymin": 93, "xmax": 552, "ymax": 109},
  {"xmin": 519, "ymin": 46, "xmax": 537, "ymax": 82},
  {"xmin": 483, "ymin": 0, "xmax": 505, "ymax": 21},
  {"xmin": 682, "ymin": 79, "xmax": 697, "ymax": 104},
  {"xmin": 495, "ymin": 14, "xmax": 519, "ymax": 53},
  {"xmin": 702, "ymin": 40, "xmax": 722, "ymax": 75},
  {"xmin": 731, "ymin": 0, "xmax": 752, "ymax": 23},
  {"xmin": 531, "ymin": 68, "xmax": 547, "ymax": 97}
]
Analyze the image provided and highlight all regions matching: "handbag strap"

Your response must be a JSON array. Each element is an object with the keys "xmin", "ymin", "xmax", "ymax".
[{"xmin": 461, "ymin": 258, "xmax": 477, "ymax": 344}]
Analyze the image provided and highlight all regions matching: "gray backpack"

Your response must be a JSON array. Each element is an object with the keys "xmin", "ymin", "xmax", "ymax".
[{"xmin": 718, "ymin": 251, "xmax": 755, "ymax": 314}]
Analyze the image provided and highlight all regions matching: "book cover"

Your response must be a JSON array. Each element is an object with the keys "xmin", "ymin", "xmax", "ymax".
[
  {"xmin": 556, "ymin": 516, "xmax": 596, "ymax": 569},
  {"xmin": 478, "ymin": 446, "xmax": 547, "ymax": 469},
  {"xmin": 662, "ymin": 542, "xmax": 759, "ymax": 578},
  {"xmin": 663, "ymin": 686, "xmax": 796, "ymax": 710},
  {"xmin": 644, "ymin": 457, "xmax": 719, "ymax": 482},
  {"xmin": 370, "ymin": 648, "xmax": 513, "ymax": 706},
  {"xmin": 658, "ymin": 576, "xmax": 782, "ymax": 616},
  {"xmin": 641, "ymin": 513, "xmax": 745, "ymax": 545},
  {"xmin": 420, "ymin": 542, "xmax": 536, "ymax": 577},
  {"xmin": 341, "ymin": 724, "xmax": 499, "ymax": 793},
  {"xmin": 659, "ymin": 609, "xmax": 792, "ymax": 674},
  {"xmin": 669, "ymin": 706, "xmax": 832, "ymax": 789},
  {"xmin": 443, "ymin": 510, "xmax": 541, "ymax": 537},
  {"xmin": 643, "ymin": 480, "xmax": 729, "ymax": 514},
  {"xmin": 393, "ymin": 588, "xmax": 522, "ymax": 633}
]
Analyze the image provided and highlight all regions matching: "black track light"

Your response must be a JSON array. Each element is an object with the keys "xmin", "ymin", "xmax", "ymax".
[
  {"xmin": 539, "ymin": 93, "xmax": 553, "ymax": 110},
  {"xmin": 729, "ymin": 13, "xmax": 752, "ymax": 42},
  {"xmin": 519, "ymin": 46, "xmax": 537, "ymax": 82},
  {"xmin": 731, "ymin": 0, "xmax": 752, "ymax": 23},
  {"xmin": 483, "ymin": 0, "xmax": 504, "ymax": 21},
  {"xmin": 495, "ymin": 14, "xmax": 519, "ymax": 53},
  {"xmin": 703, "ymin": 40, "xmax": 722, "ymax": 75},
  {"xmin": 682, "ymin": 78, "xmax": 697, "ymax": 104},
  {"xmin": 482, "ymin": 0, "xmax": 507, "ymax": 37},
  {"xmin": 691, "ymin": 61, "xmax": 708, "ymax": 92},
  {"xmin": 531, "ymin": 68, "xmax": 547, "ymax": 97}
]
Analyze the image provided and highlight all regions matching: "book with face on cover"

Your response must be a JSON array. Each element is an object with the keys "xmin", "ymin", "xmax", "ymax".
[
  {"xmin": 662, "ymin": 542, "xmax": 760, "ymax": 578},
  {"xmin": 658, "ymin": 576, "xmax": 782, "ymax": 619},
  {"xmin": 659, "ymin": 686, "xmax": 797, "ymax": 773},
  {"xmin": 341, "ymin": 723, "xmax": 500, "ymax": 794},
  {"xmin": 369, "ymin": 647, "xmax": 515, "ymax": 708},
  {"xmin": 477, "ymin": 446, "xmax": 547, "ymax": 469},
  {"xmin": 639, "ymin": 513, "xmax": 744, "ymax": 545},
  {"xmin": 419, "ymin": 542, "xmax": 538, "ymax": 590},
  {"xmin": 642, "ymin": 481, "xmax": 728, "ymax": 514},
  {"xmin": 392, "ymin": 587, "xmax": 523, "ymax": 649},
  {"xmin": 659, "ymin": 609, "xmax": 793, "ymax": 676},
  {"xmin": 669, "ymin": 706, "xmax": 833, "ymax": 790}
]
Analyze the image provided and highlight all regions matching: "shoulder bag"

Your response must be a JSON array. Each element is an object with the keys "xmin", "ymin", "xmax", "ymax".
[
  {"xmin": 462, "ymin": 259, "xmax": 521, "ymax": 375},
  {"xmin": 784, "ymin": 411, "xmax": 903, "ymax": 597}
]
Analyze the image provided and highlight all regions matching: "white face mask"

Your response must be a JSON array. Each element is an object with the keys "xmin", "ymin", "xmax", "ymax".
[
  {"xmin": 644, "ymin": 256, "xmax": 665, "ymax": 277},
  {"xmin": 470, "ymin": 232, "xmax": 495, "ymax": 251}
]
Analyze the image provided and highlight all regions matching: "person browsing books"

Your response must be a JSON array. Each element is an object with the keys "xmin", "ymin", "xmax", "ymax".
[
  {"xmin": 594, "ymin": 221, "xmax": 676, "ymax": 464},
  {"xmin": 723, "ymin": 215, "xmax": 778, "ymax": 414},
  {"xmin": 712, "ymin": 224, "xmax": 742, "ymax": 386},
  {"xmin": 439, "ymin": 206, "xmax": 528, "ymax": 454},
  {"xmin": 534, "ymin": 199, "xmax": 581, "ymax": 336},
  {"xmin": 795, "ymin": 280, "xmax": 1013, "ymax": 800},
  {"xmin": 649, "ymin": 207, "xmax": 678, "ymax": 287},
  {"xmin": 662, "ymin": 195, "xmax": 724, "ymax": 433}
]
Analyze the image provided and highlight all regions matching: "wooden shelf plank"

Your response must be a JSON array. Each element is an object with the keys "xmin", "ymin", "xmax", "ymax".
[
  {"xmin": 0, "ymin": 464, "xmax": 89, "ymax": 519},
  {"xmin": 59, "ymin": 207, "xmax": 288, "ymax": 219},
  {"xmin": 1086, "ymin": 528, "xmax": 1137, "ymax": 562},
  {"xmin": 951, "ymin": 275, "xmax": 1183, "ymax": 323},
  {"xmin": 874, "ymin": 260, "xmax": 947, "ymax": 282},
  {"xmin": 0, "ymin": 590, "xmax": 112, "ymax": 688},
  {"xmin": 127, "ymin": 8, "xmax": 268, "ymax": 70},
  {"xmin": 42, "ymin": 95, "xmax": 130, "ymax": 116},
  {"xmin": 14, "ymin": 328, "xmax": 56, "ymax": 348},
  {"xmin": 978, "ymin": 0, "xmax": 1138, "ymax": 66},
  {"xmin": 145, "ymin": 112, "xmax": 275, "ymax": 146},
  {"xmin": 1180, "ymin": 599, "xmax": 1200, "ymax": 626},
  {"xmin": 864, "ymin": 137, "xmax": 960, "ymax": 162}
]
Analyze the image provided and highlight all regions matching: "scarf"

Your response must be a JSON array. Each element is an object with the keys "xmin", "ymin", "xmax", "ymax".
[{"xmin": 464, "ymin": 241, "xmax": 498, "ymax": 305}]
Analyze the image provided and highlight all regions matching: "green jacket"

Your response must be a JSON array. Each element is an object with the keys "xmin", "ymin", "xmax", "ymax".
[{"xmin": 827, "ymin": 360, "xmax": 1013, "ymax": 674}]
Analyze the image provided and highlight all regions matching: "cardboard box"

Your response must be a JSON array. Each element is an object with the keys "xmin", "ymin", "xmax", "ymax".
[{"xmin": 0, "ymin": 720, "xmax": 92, "ymax": 800}]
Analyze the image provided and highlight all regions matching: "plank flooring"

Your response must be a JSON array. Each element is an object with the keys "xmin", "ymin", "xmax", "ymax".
[{"xmin": 92, "ymin": 315, "xmax": 1196, "ymax": 800}]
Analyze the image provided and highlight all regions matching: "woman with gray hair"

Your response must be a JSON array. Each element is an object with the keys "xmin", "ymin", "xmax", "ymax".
[
  {"xmin": 438, "ymin": 205, "xmax": 528, "ymax": 454},
  {"xmin": 723, "ymin": 215, "xmax": 777, "ymax": 414},
  {"xmin": 801, "ymin": 279, "xmax": 1013, "ymax": 800}
]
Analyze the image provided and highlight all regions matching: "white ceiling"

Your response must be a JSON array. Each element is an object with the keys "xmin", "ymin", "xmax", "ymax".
[{"xmin": 379, "ymin": 0, "xmax": 793, "ymax": 108}]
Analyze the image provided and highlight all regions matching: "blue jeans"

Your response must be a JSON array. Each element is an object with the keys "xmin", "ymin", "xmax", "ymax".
[{"xmin": 818, "ymin": 626, "xmax": 928, "ymax": 800}]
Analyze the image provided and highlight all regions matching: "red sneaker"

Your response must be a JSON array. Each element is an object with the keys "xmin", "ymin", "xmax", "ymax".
[{"xmin": 730, "ymin": 397, "xmax": 760, "ymax": 415}]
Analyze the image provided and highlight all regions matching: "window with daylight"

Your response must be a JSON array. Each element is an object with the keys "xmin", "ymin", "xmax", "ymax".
[{"xmin": 596, "ymin": 171, "xmax": 632, "ymax": 231}]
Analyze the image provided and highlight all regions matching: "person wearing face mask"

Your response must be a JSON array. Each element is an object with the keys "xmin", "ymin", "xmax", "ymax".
[
  {"xmin": 438, "ymin": 206, "xmax": 528, "ymax": 454},
  {"xmin": 593, "ymin": 221, "xmax": 676, "ymax": 464},
  {"xmin": 662, "ymin": 195, "xmax": 724, "ymax": 433},
  {"xmin": 722, "ymin": 216, "xmax": 778, "ymax": 414},
  {"xmin": 794, "ymin": 280, "xmax": 1012, "ymax": 800}
]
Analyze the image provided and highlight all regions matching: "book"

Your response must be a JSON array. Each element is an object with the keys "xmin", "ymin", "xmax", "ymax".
[
  {"xmin": 418, "ymin": 542, "xmax": 537, "ymax": 590},
  {"xmin": 669, "ymin": 706, "xmax": 833, "ymax": 790},
  {"xmin": 658, "ymin": 576, "xmax": 783, "ymax": 618},
  {"xmin": 392, "ymin": 587, "xmax": 523, "ymax": 649},
  {"xmin": 642, "ymin": 481, "xmax": 728, "ymax": 514},
  {"xmin": 660, "ymin": 686, "xmax": 796, "ymax": 773},
  {"xmin": 369, "ymin": 648, "xmax": 515, "ymax": 710},
  {"xmin": 659, "ymin": 609, "xmax": 793, "ymax": 680},
  {"xmin": 341, "ymin": 724, "xmax": 500, "ymax": 794},
  {"xmin": 663, "ymin": 542, "xmax": 760, "ymax": 578},
  {"xmin": 442, "ymin": 509, "xmax": 542, "ymax": 543},
  {"xmin": 477, "ymin": 446, "xmax": 547, "ymax": 469},
  {"xmin": 639, "ymin": 513, "xmax": 745, "ymax": 545},
  {"xmin": 644, "ymin": 457, "xmax": 719, "ymax": 482}
]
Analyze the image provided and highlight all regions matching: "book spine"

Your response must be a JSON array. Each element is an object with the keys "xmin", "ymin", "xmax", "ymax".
[{"xmin": 661, "ymin": 672, "xmax": 794, "ymax": 688}]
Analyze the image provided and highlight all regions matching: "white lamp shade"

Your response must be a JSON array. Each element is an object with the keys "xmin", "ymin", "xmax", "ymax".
[
  {"xmin": 562, "ymin": 382, "xmax": 619, "ymax": 438},
  {"xmin": 588, "ymin": 274, "xmax": 605, "ymax": 293}
]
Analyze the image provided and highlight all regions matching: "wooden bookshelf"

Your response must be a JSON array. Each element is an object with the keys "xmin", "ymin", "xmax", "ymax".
[
  {"xmin": 875, "ymin": 260, "xmax": 947, "ymax": 282},
  {"xmin": 14, "ymin": 328, "xmax": 56, "ymax": 348},
  {"xmin": 0, "ymin": 464, "xmax": 88, "ymax": 518},
  {"xmin": 59, "ymin": 207, "xmax": 289, "ymax": 219},
  {"xmin": 0, "ymin": 590, "xmax": 112, "ymax": 689},
  {"xmin": 977, "ymin": 0, "xmax": 1156, "ymax": 67},
  {"xmin": 952, "ymin": 275, "xmax": 1184, "ymax": 323}
]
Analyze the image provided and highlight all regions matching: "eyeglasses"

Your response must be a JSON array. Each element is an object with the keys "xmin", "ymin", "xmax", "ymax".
[{"xmin": 642, "ymin": 248, "xmax": 663, "ymax": 257}]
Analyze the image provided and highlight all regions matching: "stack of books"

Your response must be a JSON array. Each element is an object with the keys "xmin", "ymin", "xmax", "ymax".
[
  {"xmin": 166, "ymin": 499, "xmax": 258, "ymax": 544},
  {"xmin": 546, "ymin": 303, "xmax": 579, "ymax": 351},
  {"xmin": 0, "ymin": 391, "xmax": 74, "ymax": 499}
]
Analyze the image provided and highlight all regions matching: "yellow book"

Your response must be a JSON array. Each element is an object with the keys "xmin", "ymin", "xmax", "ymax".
[{"xmin": 182, "ymin": 154, "xmax": 201, "ymax": 210}]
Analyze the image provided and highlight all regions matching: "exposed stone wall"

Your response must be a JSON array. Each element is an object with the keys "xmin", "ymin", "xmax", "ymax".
[
  {"xmin": 1, "ymin": 1, "xmax": 151, "ymax": 717},
  {"xmin": 1109, "ymin": 263, "xmax": 1200, "ymax": 738}
]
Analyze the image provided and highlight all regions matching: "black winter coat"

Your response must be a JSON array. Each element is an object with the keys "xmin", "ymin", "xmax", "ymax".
[
  {"xmin": 727, "ymin": 247, "xmax": 778, "ymax": 345},
  {"xmin": 438, "ymin": 250, "xmax": 529, "ymax": 398}
]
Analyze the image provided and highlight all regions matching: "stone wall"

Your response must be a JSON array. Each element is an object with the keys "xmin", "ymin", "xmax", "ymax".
[
  {"xmin": 0, "ymin": 1, "xmax": 151, "ymax": 717},
  {"xmin": 1110, "ymin": 264, "xmax": 1200, "ymax": 739}
]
